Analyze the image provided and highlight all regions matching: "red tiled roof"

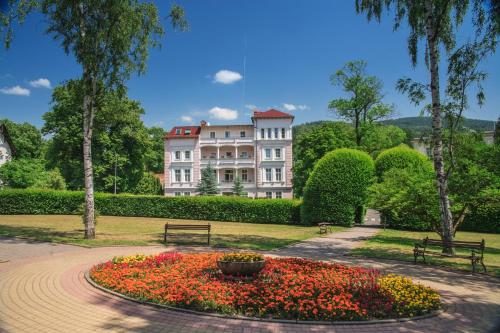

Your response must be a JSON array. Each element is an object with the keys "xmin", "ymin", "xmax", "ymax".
[
  {"xmin": 165, "ymin": 126, "xmax": 201, "ymax": 139},
  {"xmin": 252, "ymin": 109, "xmax": 294, "ymax": 119}
]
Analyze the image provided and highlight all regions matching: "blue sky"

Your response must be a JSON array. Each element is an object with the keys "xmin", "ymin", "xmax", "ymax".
[{"xmin": 0, "ymin": 0, "xmax": 499, "ymax": 130}]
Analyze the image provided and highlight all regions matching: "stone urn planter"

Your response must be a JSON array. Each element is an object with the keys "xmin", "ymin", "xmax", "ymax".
[
  {"xmin": 217, "ymin": 260, "xmax": 266, "ymax": 276},
  {"xmin": 217, "ymin": 252, "xmax": 266, "ymax": 277}
]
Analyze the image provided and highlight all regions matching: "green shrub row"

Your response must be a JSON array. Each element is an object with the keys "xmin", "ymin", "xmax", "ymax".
[{"xmin": 0, "ymin": 189, "xmax": 302, "ymax": 225}]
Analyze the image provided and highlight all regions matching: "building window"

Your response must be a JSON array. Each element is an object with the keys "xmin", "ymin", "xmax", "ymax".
[
  {"xmin": 174, "ymin": 151, "xmax": 181, "ymax": 160},
  {"xmin": 175, "ymin": 128, "xmax": 181, "ymax": 135},
  {"xmin": 174, "ymin": 192, "xmax": 182, "ymax": 196},
  {"xmin": 267, "ymin": 128, "xmax": 272, "ymax": 139},
  {"xmin": 174, "ymin": 169, "xmax": 181, "ymax": 182},
  {"xmin": 185, "ymin": 129, "xmax": 191, "ymax": 135},
  {"xmin": 261, "ymin": 128, "xmax": 265, "ymax": 139},
  {"xmin": 184, "ymin": 169, "xmax": 191, "ymax": 182},
  {"xmin": 241, "ymin": 169, "xmax": 248, "ymax": 182},
  {"xmin": 275, "ymin": 148, "xmax": 281, "ymax": 159},
  {"xmin": 240, "ymin": 131, "xmax": 246, "ymax": 138},
  {"xmin": 275, "ymin": 168, "xmax": 282, "ymax": 181},
  {"xmin": 184, "ymin": 151, "xmax": 191, "ymax": 160},
  {"xmin": 281, "ymin": 128, "xmax": 286, "ymax": 139},
  {"xmin": 265, "ymin": 148, "xmax": 272, "ymax": 160},
  {"xmin": 225, "ymin": 169, "xmax": 234, "ymax": 182},
  {"xmin": 225, "ymin": 131, "xmax": 230, "ymax": 138},
  {"xmin": 210, "ymin": 131, "xmax": 216, "ymax": 139},
  {"xmin": 265, "ymin": 168, "xmax": 272, "ymax": 182},
  {"xmin": 266, "ymin": 192, "xmax": 272, "ymax": 199},
  {"xmin": 274, "ymin": 128, "xmax": 279, "ymax": 139},
  {"xmin": 275, "ymin": 192, "xmax": 282, "ymax": 199},
  {"xmin": 184, "ymin": 192, "xmax": 191, "ymax": 196},
  {"xmin": 240, "ymin": 151, "xmax": 249, "ymax": 158}
]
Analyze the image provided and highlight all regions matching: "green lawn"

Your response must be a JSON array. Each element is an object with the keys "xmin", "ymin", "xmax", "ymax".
[
  {"xmin": 351, "ymin": 229, "xmax": 500, "ymax": 276},
  {"xmin": 0, "ymin": 215, "xmax": 344, "ymax": 250}
]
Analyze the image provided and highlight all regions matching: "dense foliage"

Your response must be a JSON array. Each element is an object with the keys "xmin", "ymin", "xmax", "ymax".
[
  {"xmin": 370, "ymin": 135, "xmax": 499, "ymax": 233},
  {"xmin": 132, "ymin": 173, "xmax": 163, "ymax": 195},
  {"xmin": 0, "ymin": 119, "xmax": 43, "ymax": 159},
  {"xmin": 301, "ymin": 149, "xmax": 374, "ymax": 226},
  {"xmin": 380, "ymin": 117, "xmax": 495, "ymax": 137},
  {"xmin": 292, "ymin": 122, "xmax": 355, "ymax": 197},
  {"xmin": 374, "ymin": 145, "xmax": 433, "ymax": 179},
  {"xmin": 0, "ymin": 159, "xmax": 66, "ymax": 190},
  {"xmin": 0, "ymin": 189, "xmax": 301, "ymax": 225},
  {"xmin": 91, "ymin": 252, "xmax": 441, "ymax": 320},
  {"xmin": 43, "ymin": 80, "xmax": 158, "ymax": 192}
]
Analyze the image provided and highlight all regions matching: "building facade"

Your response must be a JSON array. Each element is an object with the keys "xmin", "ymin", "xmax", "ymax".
[
  {"xmin": 164, "ymin": 109, "xmax": 294, "ymax": 198},
  {"xmin": 0, "ymin": 124, "xmax": 15, "ymax": 167}
]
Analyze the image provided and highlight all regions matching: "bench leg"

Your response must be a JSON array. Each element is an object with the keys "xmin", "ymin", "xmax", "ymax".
[
  {"xmin": 413, "ymin": 250, "xmax": 418, "ymax": 264},
  {"xmin": 481, "ymin": 259, "xmax": 487, "ymax": 273},
  {"xmin": 208, "ymin": 232, "xmax": 210, "ymax": 245},
  {"xmin": 164, "ymin": 231, "xmax": 167, "ymax": 243}
]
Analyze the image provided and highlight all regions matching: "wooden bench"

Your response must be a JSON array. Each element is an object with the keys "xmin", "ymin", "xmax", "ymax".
[
  {"xmin": 164, "ymin": 223, "xmax": 211, "ymax": 245},
  {"xmin": 413, "ymin": 237, "xmax": 486, "ymax": 273},
  {"xmin": 318, "ymin": 223, "xmax": 333, "ymax": 234}
]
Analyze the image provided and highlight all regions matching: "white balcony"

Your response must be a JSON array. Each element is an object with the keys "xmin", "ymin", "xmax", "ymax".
[
  {"xmin": 200, "ymin": 137, "xmax": 254, "ymax": 146},
  {"xmin": 200, "ymin": 157, "xmax": 255, "ymax": 167}
]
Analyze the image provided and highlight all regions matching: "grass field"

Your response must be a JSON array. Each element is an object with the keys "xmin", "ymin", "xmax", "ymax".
[
  {"xmin": 0, "ymin": 215, "xmax": 344, "ymax": 250},
  {"xmin": 351, "ymin": 229, "xmax": 500, "ymax": 276}
]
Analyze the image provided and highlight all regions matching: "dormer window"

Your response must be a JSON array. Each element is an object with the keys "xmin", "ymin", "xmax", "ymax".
[
  {"xmin": 175, "ymin": 128, "xmax": 181, "ymax": 135},
  {"xmin": 185, "ymin": 129, "xmax": 191, "ymax": 135}
]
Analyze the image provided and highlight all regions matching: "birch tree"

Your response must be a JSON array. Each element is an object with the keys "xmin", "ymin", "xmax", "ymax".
[{"xmin": 1, "ymin": 1, "xmax": 187, "ymax": 239}]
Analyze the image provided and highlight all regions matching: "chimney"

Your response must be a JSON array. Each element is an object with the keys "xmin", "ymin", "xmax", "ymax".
[{"xmin": 200, "ymin": 120, "xmax": 207, "ymax": 127}]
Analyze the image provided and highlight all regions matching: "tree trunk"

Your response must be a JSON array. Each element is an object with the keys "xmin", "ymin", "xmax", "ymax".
[
  {"xmin": 83, "ymin": 77, "xmax": 96, "ymax": 239},
  {"xmin": 425, "ymin": 1, "xmax": 454, "ymax": 254}
]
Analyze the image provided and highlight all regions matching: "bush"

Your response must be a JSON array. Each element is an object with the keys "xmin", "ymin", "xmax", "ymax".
[
  {"xmin": 375, "ymin": 145, "xmax": 433, "ymax": 179},
  {"xmin": 459, "ymin": 188, "xmax": 500, "ymax": 233},
  {"xmin": 0, "ymin": 189, "xmax": 301, "ymax": 225},
  {"xmin": 0, "ymin": 159, "xmax": 66, "ymax": 190},
  {"xmin": 133, "ymin": 173, "xmax": 163, "ymax": 195},
  {"xmin": 301, "ymin": 148, "xmax": 374, "ymax": 226},
  {"xmin": 369, "ymin": 169, "xmax": 440, "ymax": 231}
]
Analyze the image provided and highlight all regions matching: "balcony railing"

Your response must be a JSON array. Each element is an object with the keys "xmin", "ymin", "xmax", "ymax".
[{"xmin": 200, "ymin": 137, "xmax": 254, "ymax": 145}]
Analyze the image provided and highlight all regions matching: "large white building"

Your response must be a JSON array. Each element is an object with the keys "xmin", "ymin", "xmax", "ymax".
[{"xmin": 163, "ymin": 109, "xmax": 294, "ymax": 198}]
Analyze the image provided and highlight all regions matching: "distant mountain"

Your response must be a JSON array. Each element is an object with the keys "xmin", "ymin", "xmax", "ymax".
[
  {"xmin": 380, "ymin": 117, "xmax": 495, "ymax": 137},
  {"xmin": 293, "ymin": 117, "xmax": 496, "ymax": 139}
]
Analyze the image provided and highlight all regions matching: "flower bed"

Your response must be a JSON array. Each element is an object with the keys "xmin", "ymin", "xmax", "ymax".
[{"xmin": 90, "ymin": 252, "xmax": 441, "ymax": 321}]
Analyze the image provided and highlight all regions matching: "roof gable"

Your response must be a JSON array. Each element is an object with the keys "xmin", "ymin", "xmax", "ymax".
[
  {"xmin": 252, "ymin": 109, "xmax": 294, "ymax": 120},
  {"xmin": 165, "ymin": 126, "xmax": 201, "ymax": 139}
]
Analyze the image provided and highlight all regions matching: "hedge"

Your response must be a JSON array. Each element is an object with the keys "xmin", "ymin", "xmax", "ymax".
[
  {"xmin": 375, "ymin": 145, "xmax": 433, "ymax": 179},
  {"xmin": 301, "ymin": 148, "xmax": 374, "ymax": 226},
  {"xmin": 0, "ymin": 189, "xmax": 301, "ymax": 225}
]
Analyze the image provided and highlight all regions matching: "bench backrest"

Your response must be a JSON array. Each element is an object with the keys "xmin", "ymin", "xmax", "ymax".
[
  {"xmin": 165, "ymin": 224, "xmax": 211, "ymax": 230},
  {"xmin": 423, "ymin": 237, "xmax": 485, "ymax": 250}
]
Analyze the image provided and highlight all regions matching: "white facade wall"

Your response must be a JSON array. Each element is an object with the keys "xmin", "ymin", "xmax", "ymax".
[{"xmin": 0, "ymin": 132, "xmax": 13, "ymax": 167}]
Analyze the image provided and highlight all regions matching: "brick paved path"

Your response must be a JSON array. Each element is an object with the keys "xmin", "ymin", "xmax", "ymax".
[{"xmin": 1, "ymin": 229, "xmax": 499, "ymax": 333}]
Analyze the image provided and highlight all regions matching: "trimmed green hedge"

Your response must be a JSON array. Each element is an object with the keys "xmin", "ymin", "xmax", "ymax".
[
  {"xmin": 301, "ymin": 148, "xmax": 375, "ymax": 226},
  {"xmin": 0, "ymin": 189, "xmax": 301, "ymax": 225},
  {"xmin": 375, "ymin": 145, "xmax": 433, "ymax": 179}
]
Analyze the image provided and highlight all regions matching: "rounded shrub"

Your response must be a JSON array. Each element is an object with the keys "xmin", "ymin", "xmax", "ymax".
[
  {"xmin": 375, "ymin": 145, "xmax": 433, "ymax": 179},
  {"xmin": 301, "ymin": 148, "xmax": 375, "ymax": 226}
]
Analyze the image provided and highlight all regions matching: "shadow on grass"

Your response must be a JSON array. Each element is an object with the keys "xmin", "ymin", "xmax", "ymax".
[
  {"xmin": 352, "ymin": 234, "xmax": 500, "ymax": 277},
  {"xmin": 0, "ymin": 225, "xmax": 303, "ymax": 250}
]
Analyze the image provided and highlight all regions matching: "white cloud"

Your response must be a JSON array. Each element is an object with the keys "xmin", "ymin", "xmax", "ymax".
[
  {"xmin": 29, "ymin": 78, "xmax": 52, "ymax": 89},
  {"xmin": 282, "ymin": 103, "xmax": 309, "ymax": 111},
  {"xmin": 213, "ymin": 70, "xmax": 242, "ymax": 84},
  {"xmin": 208, "ymin": 107, "xmax": 238, "ymax": 121},
  {"xmin": 0, "ymin": 85, "xmax": 30, "ymax": 96},
  {"xmin": 244, "ymin": 104, "xmax": 257, "ymax": 110},
  {"xmin": 180, "ymin": 115, "xmax": 193, "ymax": 123}
]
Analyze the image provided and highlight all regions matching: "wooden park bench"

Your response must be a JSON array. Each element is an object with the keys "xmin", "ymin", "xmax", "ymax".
[
  {"xmin": 164, "ymin": 223, "xmax": 211, "ymax": 245},
  {"xmin": 318, "ymin": 223, "xmax": 333, "ymax": 234},
  {"xmin": 413, "ymin": 237, "xmax": 486, "ymax": 273}
]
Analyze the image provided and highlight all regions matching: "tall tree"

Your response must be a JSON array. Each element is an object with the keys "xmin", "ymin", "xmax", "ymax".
[
  {"xmin": 328, "ymin": 60, "xmax": 394, "ymax": 146},
  {"xmin": 43, "ymin": 80, "xmax": 154, "ymax": 192},
  {"xmin": 196, "ymin": 163, "xmax": 219, "ymax": 195},
  {"xmin": 145, "ymin": 126, "xmax": 166, "ymax": 174},
  {"xmin": 356, "ymin": 0, "xmax": 497, "ymax": 253},
  {"xmin": 1, "ymin": 1, "xmax": 187, "ymax": 239}
]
